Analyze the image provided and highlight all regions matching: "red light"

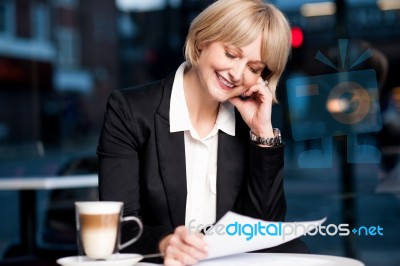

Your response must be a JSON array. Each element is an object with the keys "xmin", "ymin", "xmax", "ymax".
[{"xmin": 291, "ymin": 27, "xmax": 304, "ymax": 48}]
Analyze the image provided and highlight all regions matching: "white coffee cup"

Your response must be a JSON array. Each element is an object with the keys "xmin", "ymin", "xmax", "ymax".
[{"xmin": 75, "ymin": 201, "xmax": 143, "ymax": 260}]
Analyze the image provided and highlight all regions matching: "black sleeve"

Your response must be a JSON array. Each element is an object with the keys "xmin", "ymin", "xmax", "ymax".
[
  {"xmin": 234, "ymin": 141, "xmax": 309, "ymax": 254},
  {"xmin": 97, "ymin": 90, "xmax": 172, "ymax": 258},
  {"xmin": 234, "ymin": 141, "xmax": 286, "ymax": 222}
]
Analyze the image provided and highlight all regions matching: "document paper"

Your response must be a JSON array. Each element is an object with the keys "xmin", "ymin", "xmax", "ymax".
[{"xmin": 204, "ymin": 212, "xmax": 326, "ymax": 259}]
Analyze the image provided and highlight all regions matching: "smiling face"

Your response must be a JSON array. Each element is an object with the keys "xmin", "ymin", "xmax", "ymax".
[
  {"xmin": 191, "ymin": 35, "xmax": 265, "ymax": 103},
  {"xmin": 184, "ymin": 0, "xmax": 292, "ymax": 103}
]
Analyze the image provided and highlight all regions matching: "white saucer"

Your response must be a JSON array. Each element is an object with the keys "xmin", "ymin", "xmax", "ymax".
[{"xmin": 57, "ymin": 253, "xmax": 143, "ymax": 266}]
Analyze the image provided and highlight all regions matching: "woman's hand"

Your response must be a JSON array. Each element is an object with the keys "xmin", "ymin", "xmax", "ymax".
[
  {"xmin": 159, "ymin": 226, "xmax": 208, "ymax": 266},
  {"xmin": 229, "ymin": 78, "xmax": 274, "ymax": 138}
]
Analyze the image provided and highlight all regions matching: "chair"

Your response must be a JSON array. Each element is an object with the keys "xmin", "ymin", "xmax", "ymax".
[{"xmin": 36, "ymin": 155, "xmax": 98, "ymax": 260}]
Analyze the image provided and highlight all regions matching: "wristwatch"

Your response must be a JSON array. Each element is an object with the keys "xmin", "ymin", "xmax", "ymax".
[{"xmin": 249, "ymin": 128, "xmax": 283, "ymax": 146}]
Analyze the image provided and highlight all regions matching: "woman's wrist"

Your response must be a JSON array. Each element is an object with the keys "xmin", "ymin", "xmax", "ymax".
[
  {"xmin": 250, "ymin": 125, "xmax": 274, "ymax": 138},
  {"xmin": 250, "ymin": 128, "xmax": 283, "ymax": 147}
]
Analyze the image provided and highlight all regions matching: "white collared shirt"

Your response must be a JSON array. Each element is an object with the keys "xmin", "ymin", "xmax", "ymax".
[{"xmin": 170, "ymin": 62, "xmax": 236, "ymax": 229}]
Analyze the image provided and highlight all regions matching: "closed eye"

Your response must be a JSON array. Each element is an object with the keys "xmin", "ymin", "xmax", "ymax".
[
  {"xmin": 249, "ymin": 66, "xmax": 262, "ymax": 74},
  {"xmin": 225, "ymin": 51, "xmax": 237, "ymax": 59}
]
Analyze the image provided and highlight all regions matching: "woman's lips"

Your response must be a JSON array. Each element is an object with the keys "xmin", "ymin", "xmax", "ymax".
[{"xmin": 216, "ymin": 73, "xmax": 234, "ymax": 91}]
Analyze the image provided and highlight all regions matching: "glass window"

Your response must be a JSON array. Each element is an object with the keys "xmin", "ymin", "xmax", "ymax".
[
  {"xmin": 32, "ymin": 2, "xmax": 49, "ymax": 41},
  {"xmin": 0, "ymin": 1, "xmax": 5, "ymax": 33},
  {"xmin": 0, "ymin": 0, "xmax": 13, "ymax": 35},
  {"xmin": 56, "ymin": 27, "xmax": 80, "ymax": 69},
  {"xmin": 55, "ymin": 0, "xmax": 78, "ymax": 8}
]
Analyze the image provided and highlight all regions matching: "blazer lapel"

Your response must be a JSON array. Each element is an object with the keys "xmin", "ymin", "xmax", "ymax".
[
  {"xmin": 216, "ymin": 127, "xmax": 247, "ymax": 221},
  {"xmin": 154, "ymin": 74, "xmax": 247, "ymax": 225},
  {"xmin": 155, "ymin": 75, "xmax": 187, "ymax": 227}
]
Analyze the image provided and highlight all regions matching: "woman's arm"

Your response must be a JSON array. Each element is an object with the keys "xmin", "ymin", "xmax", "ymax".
[
  {"xmin": 97, "ymin": 90, "xmax": 173, "ymax": 256},
  {"xmin": 236, "ymin": 142, "xmax": 286, "ymax": 221},
  {"xmin": 230, "ymin": 79, "xmax": 286, "ymax": 221}
]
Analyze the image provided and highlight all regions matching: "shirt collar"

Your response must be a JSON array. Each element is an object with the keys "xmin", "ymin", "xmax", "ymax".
[
  {"xmin": 216, "ymin": 101, "xmax": 235, "ymax": 136},
  {"xmin": 169, "ymin": 62, "xmax": 235, "ymax": 136}
]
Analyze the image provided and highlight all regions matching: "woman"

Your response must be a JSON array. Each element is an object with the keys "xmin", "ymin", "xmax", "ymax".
[{"xmin": 98, "ymin": 0, "xmax": 303, "ymax": 265}]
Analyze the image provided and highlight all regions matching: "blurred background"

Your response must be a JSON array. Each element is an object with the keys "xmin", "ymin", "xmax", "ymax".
[{"xmin": 0, "ymin": 0, "xmax": 399, "ymax": 265}]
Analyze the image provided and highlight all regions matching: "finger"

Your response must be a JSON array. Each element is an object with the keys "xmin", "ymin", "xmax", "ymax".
[
  {"xmin": 257, "ymin": 79, "xmax": 269, "ymax": 92},
  {"xmin": 243, "ymin": 83, "xmax": 265, "ymax": 97},
  {"xmin": 258, "ymin": 77, "xmax": 268, "ymax": 86},
  {"xmin": 259, "ymin": 78, "xmax": 274, "ymax": 98},
  {"xmin": 176, "ymin": 227, "xmax": 208, "ymax": 252},
  {"xmin": 163, "ymin": 257, "xmax": 184, "ymax": 266},
  {"xmin": 249, "ymin": 79, "xmax": 272, "ymax": 103},
  {"xmin": 179, "ymin": 240, "xmax": 208, "ymax": 260},
  {"xmin": 168, "ymin": 231, "xmax": 207, "ymax": 258},
  {"xmin": 237, "ymin": 78, "xmax": 269, "ymax": 100},
  {"xmin": 162, "ymin": 228, "xmax": 207, "ymax": 265},
  {"xmin": 229, "ymin": 96, "xmax": 245, "ymax": 109},
  {"xmin": 171, "ymin": 231, "xmax": 207, "ymax": 259},
  {"xmin": 165, "ymin": 245, "xmax": 198, "ymax": 265}
]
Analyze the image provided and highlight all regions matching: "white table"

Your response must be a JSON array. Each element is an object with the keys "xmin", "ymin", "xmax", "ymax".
[
  {"xmin": 137, "ymin": 252, "xmax": 365, "ymax": 266},
  {"xmin": 0, "ymin": 174, "xmax": 98, "ymax": 255}
]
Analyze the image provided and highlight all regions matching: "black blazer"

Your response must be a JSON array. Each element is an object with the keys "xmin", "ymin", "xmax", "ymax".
[{"xmin": 97, "ymin": 74, "xmax": 288, "ymax": 255}]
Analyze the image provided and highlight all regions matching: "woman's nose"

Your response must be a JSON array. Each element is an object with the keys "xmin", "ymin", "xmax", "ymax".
[{"xmin": 228, "ymin": 62, "xmax": 246, "ymax": 83}]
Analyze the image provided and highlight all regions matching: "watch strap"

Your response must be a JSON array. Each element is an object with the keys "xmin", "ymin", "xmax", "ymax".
[{"xmin": 249, "ymin": 128, "xmax": 283, "ymax": 146}]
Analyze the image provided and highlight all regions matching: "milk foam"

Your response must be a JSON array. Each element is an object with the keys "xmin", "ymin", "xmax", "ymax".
[{"xmin": 75, "ymin": 201, "xmax": 122, "ymax": 214}]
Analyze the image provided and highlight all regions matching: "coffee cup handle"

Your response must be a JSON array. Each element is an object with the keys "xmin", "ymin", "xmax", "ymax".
[{"xmin": 119, "ymin": 216, "xmax": 143, "ymax": 250}]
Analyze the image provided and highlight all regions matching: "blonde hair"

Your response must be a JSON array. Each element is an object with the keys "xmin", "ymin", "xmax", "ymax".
[{"xmin": 184, "ymin": 0, "xmax": 292, "ymax": 102}]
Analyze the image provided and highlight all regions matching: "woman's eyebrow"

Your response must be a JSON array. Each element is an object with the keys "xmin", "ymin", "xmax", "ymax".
[
  {"xmin": 224, "ymin": 44, "xmax": 242, "ymax": 54},
  {"xmin": 225, "ymin": 44, "xmax": 265, "ymax": 65},
  {"xmin": 250, "ymin": 61, "xmax": 266, "ymax": 66}
]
